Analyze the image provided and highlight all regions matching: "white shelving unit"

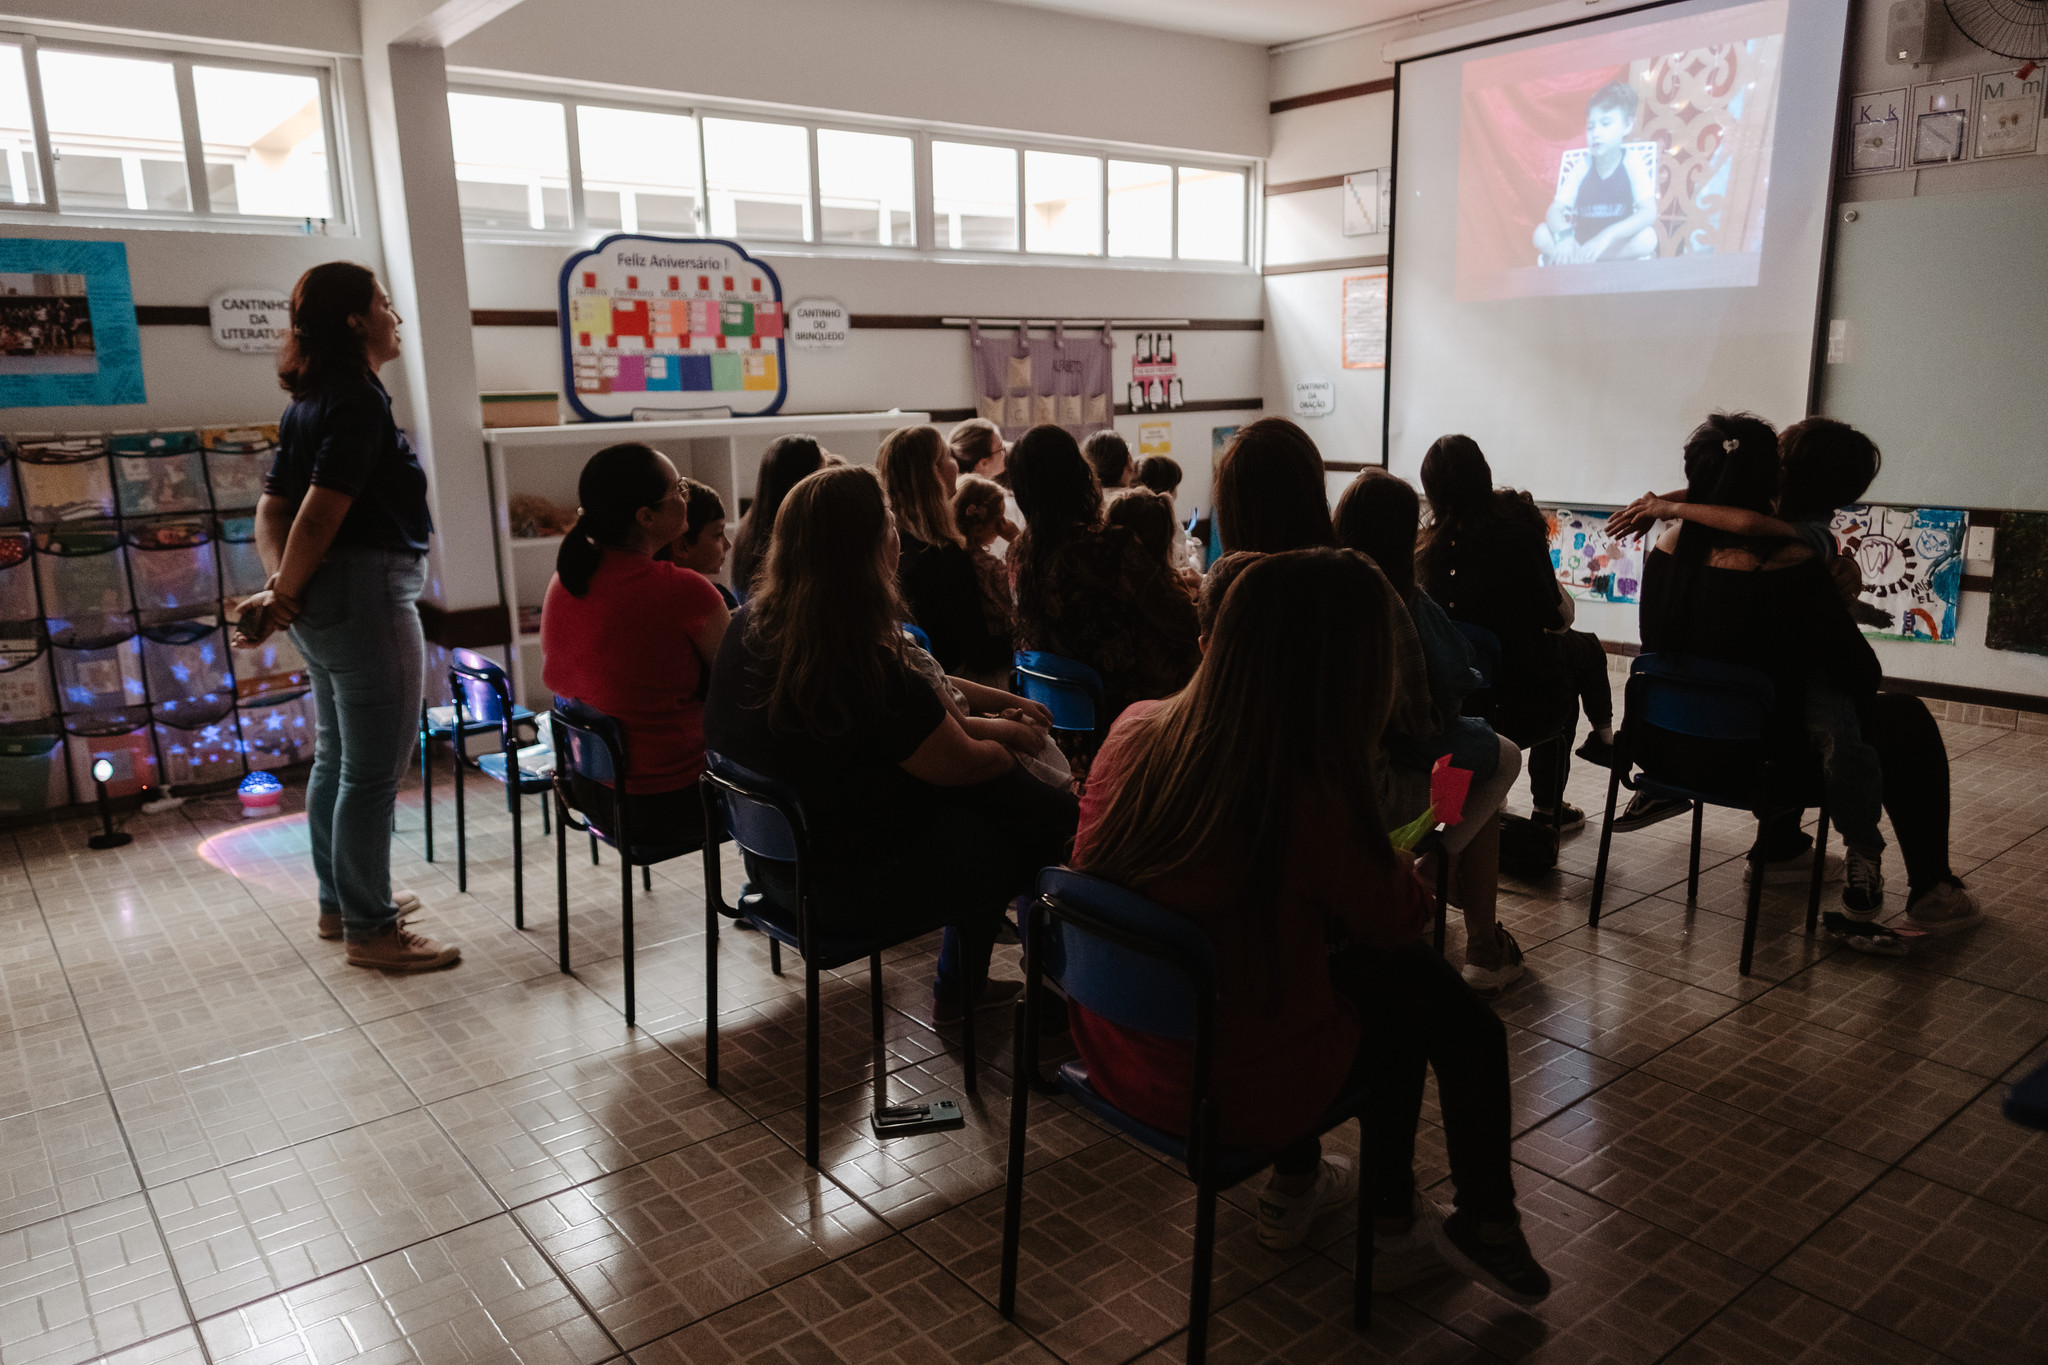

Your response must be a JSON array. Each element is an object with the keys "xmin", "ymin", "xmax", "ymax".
[{"xmin": 486, "ymin": 411, "xmax": 928, "ymax": 710}]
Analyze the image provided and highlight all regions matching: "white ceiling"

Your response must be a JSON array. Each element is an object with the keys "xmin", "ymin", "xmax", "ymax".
[{"xmin": 975, "ymin": 0, "xmax": 1433, "ymax": 46}]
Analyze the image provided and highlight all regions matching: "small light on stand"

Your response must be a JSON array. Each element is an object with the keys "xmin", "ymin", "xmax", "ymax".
[
  {"xmin": 238, "ymin": 771, "xmax": 283, "ymax": 819},
  {"xmin": 87, "ymin": 757, "xmax": 132, "ymax": 851}
]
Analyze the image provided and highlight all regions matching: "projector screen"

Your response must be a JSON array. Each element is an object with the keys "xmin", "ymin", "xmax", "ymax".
[{"xmin": 1386, "ymin": 0, "xmax": 1849, "ymax": 505}]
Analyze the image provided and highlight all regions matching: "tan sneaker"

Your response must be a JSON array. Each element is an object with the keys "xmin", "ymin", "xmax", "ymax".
[
  {"xmin": 346, "ymin": 917, "xmax": 460, "ymax": 972},
  {"xmin": 1904, "ymin": 882, "xmax": 1983, "ymax": 936},
  {"xmin": 319, "ymin": 890, "xmax": 420, "ymax": 941}
]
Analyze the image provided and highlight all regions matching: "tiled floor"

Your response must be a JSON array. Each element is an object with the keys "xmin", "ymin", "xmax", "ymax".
[{"xmin": 1, "ymin": 705, "xmax": 2045, "ymax": 1365}]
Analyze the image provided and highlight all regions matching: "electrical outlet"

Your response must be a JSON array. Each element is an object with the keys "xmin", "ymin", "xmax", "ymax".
[{"xmin": 1966, "ymin": 526, "xmax": 1995, "ymax": 561}]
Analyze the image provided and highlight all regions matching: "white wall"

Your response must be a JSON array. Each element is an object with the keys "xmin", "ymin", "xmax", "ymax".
[
  {"xmin": 448, "ymin": 0, "xmax": 1270, "ymax": 158},
  {"xmin": 0, "ymin": 0, "xmax": 360, "ymax": 53}
]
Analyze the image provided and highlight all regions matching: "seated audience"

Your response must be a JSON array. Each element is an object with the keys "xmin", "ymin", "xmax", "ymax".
[
  {"xmin": 1082, "ymin": 428, "xmax": 1135, "ymax": 490},
  {"xmin": 1106, "ymin": 487, "xmax": 1199, "ymax": 598},
  {"xmin": 1135, "ymin": 453, "xmax": 1183, "ymax": 498},
  {"xmin": 1335, "ymin": 469, "xmax": 1529, "ymax": 994},
  {"xmin": 951, "ymin": 474, "xmax": 1018, "ymax": 646},
  {"xmin": 1009, "ymin": 424, "xmax": 1200, "ymax": 755},
  {"xmin": 541, "ymin": 443, "xmax": 730, "ymax": 842},
  {"xmin": 1417, "ymin": 436, "xmax": 1579, "ymax": 828},
  {"xmin": 1071, "ymin": 547, "xmax": 1551, "ymax": 1303},
  {"xmin": 663, "ymin": 477, "xmax": 737, "ymax": 608},
  {"xmin": 1213, "ymin": 418, "xmax": 1337, "ymax": 554},
  {"xmin": 730, "ymin": 434, "xmax": 833, "ymax": 594},
  {"xmin": 702, "ymin": 465, "xmax": 1078, "ymax": 1018},
  {"xmin": 948, "ymin": 418, "xmax": 1007, "ymax": 481},
  {"xmin": 879, "ymin": 424, "xmax": 1012, "ymax": 684}
]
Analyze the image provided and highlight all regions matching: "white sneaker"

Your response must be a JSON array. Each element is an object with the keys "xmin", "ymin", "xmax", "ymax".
[
  {"xmin": 1372, "ymin": 1194, "xmax": 1453, "ymax": 1292},
  {"xmin": 1905, "ymin": 882, "xmax": 1983, "ymax": 936},
  {"xmin": 1460, "ymin": 924, "xmax": 1526, "ymax": 998},
  {"xmin": 1841, "ymin": 849, "xmax": 1885, "ymax": 920},
  {"xmin": 1257, "ymin": 1155, "xmax": 1356, "ymax": 1251}
]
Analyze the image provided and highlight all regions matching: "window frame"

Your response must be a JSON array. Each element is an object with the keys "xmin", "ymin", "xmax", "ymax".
[
  {"xmin": 0, "ymin": 29, "xmax": 349, "ymax": 230},
  {"xmin": 445, "ymin": 74, "xmax": 1256, "ymax": 269}
]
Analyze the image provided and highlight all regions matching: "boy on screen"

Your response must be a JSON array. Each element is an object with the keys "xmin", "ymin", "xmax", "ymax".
[{"xmin": 1532, "ymin": 82, "xmax": 1658, "ymax": 266}]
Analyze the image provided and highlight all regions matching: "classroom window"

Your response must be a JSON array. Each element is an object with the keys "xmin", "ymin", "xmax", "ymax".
[
  {"xmin": 449, "ymin": 91, "xmax": 570, "ymax": 231},
  {"xmin": 1108, "ymin": 159, "xmax": 1171, "ymax": 259},
  {"xmin": 578, "ymin": 104, "xmax": 696, "ymax": 234},
  {"xmin": 41, "ymin": 49, "xmax": 187, "ymax": 212},
  {"xmin": 0, "ymin": 45, "xmax": 42, "ymax": 205},
  {"xmin": 703, "ymin": 116, "xmax": 810, "ymax": 242},
  {"xmin": 817, "ymin": 128, "xmax": 914, "ymax": 246},
  {"xmin": 191, "ymin": 66, "xmax": 331, "ymax": 219},
  {"xmin": 932, "ymin": 140, "xmax": 1017, "ymax": 251},
  {"xmin": 1024, "ymin": 149, "xmax": 1101, "ymax": 256},
  {"xmin": 1177, "ymin": 166, "xmax": 1245, "ymax": 262}
]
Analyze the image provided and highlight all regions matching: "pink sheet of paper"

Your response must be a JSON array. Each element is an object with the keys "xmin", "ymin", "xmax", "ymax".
[{"xmin": 1432, "ymin": 754, "xmax": 1472, "ymax": 826}]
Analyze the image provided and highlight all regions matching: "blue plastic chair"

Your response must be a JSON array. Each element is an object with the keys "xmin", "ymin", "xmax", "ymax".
[
  {"xmin": 1011, "ymin": 650, "xmax": 1104, "ymax": 735},
  {"xmin": 448, "ymin": 649, "xmax": 551, "ymax": 922},
  {"xmin": 699, "ymin": 754, "xmax": 984, "ymax": 1167},
  {"xmin": 420, "ymin": 672, "xmax": 535, "ymax": 865},
  {"xmin": 1000, "ymin": 868, "xmax": 1376, "ymax": 1364},
  {"xmin": 1589, "ymin": 654, "xmax": 1830, "ymax": 975},
  {"xmin": 548, "ymin": 697, "xmax": 713, "ymax": 1026}
]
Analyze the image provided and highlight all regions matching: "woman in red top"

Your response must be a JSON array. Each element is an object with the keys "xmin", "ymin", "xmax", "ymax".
[
  {"xmin": 541, "ymin": 443, "xmax": 730, "ymax": 842},
  {"xmin": 1072, "ymin": 548, "xmax": 1550, "ymax": 1305}
]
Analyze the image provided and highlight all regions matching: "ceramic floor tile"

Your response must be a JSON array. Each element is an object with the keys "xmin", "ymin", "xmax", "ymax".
[
  {"xmin": 1565, "ymin": 894, "xmax": 1837, "ymax": 1000},
  {"xmin": 0, "ymin": 1095, "xmax": 140, "ymax": 1236},
  {"xmin": 55, "ymin": 915, "xmax": 308, "ymax": 1010},
  {"xmin": 1893, "ymin": 856, "xmax": 2048, "ymax": 1001},
  {"xmin": 0, "ymin": 1018, "xmax": 108, "ymax": 1124},
  {"xmin": 197, "ymin": 1213, "xmax": 615, "ymax": 1365},
  {"xmin": 1639, "ymin": 1005, "xmax": 1987, "ymax": 1162},
  {"xmin": 362, "ymin": 974, "xmax": 634, "ymax": 1105},
  {"xmin": 147, "ymin": 1108, "xmax": 501, "ymax": 1319},
  {"xmin": 0, "ymin": 1195, "xmax": 189, "ymax": 1365},
  {"xmin": 1396, "ymin": 1165, "xmax": 1758, "ymax": 1365},
  {"xmin": 1424, "ymin": 1024, "xmax": 1632, "ymax": 1139},
  {"xmin": 630, "ymin": 1235, "xmax": 1056, "ymax": 1365},
  {"xmin": 1513, "ymin": 1071, "xmax": 1885, "ymax": 1270},
  {"xmin": 1662, "ymin": 1275, "xmax": 1947, "ymax": 1365},
  {"xmin": 1749, "ymin": 955, "xmax": 2048, "ymax": 1079},
  {"xmin": 567, "ymin": 929, "xmax": 805, "ymax": 1038},
  {"xmin": 111, "ymin": 1028, "xmax": 421, "ymax": 1188},
  {"xmin": 300, "ymin": 900, "xmax": 564, "ymax": 1025},
  {"xmin": 760, "ymin": 1051, "xmax": 1113, "ymax": 1231},
  {"xmin": 430, "ymin": 1041, "xmax": 752, "ymax": 1207},
  {"xmin": 83, "ymin": 1326, "xmax": 210, "ymax": 1365},
  {"xmin": 513, "ymin": 1123, "xmax": 890, "ymax": 1352},
  {"xmin": 0, "ymin": 935, "xmax": 79, "ymax": 1037},
  {"xmin": 1776, "ymin": 1168, "xmax": 2048, "ymax": 1365},
  {"xmin": 904, "ymin": 1139, "xmax": 1310, "ymax": 1365},
  {"xmin": 1489, "ymin": 942, "xmax": 1741, "ymax": 1068},
  {"xmin": 1899, "ymin": 1045, "xmax": 2048, "ymax": 1223},
  {"xmin": 78, "ymin": 966, "xmax": 354, "ymax": 1091}
]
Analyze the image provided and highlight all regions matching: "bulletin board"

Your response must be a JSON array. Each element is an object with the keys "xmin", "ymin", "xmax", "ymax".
[
  {"xmin": 0, "ymin": 238, "xmax": 145, "ymax": 409},
  {"xmin": 557, "ymin": 235, "xmax": 786, "ymax": 422}
]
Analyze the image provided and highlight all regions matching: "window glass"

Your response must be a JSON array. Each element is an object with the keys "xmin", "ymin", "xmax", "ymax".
[
  {"xmin": 1177, "ymin": 166, "xmax": 1245, "ymax": 262},
  {"xmin": 0, "ymin": 45, "xmax": 42, "ymax": 205},
  {"xmin": 817, "ymin": 128, "xmax": 913, "ymax": 246},
  {"xmin": 192, "ymin": 66, "xmax": 330, "ymax": 219},
  {"xmin": 703, "ymin": 117, "xmax": 809, "ymax": 242},
  {"xmin": 577, "ymin": 105, "xmax": 696, "ymax": 234},
  {"xmin": 447, "ymin": 92, "xmax": 569, "ymax": 231},
  {"xmin": 932, "ymin": 141, "xmax": 1016, "ymax": 251},
  {"xmin": 40, "ymin": 49, "xmax": 186, "ymax": 212},
  {"xmin": 1107, "ymin": 160, "xmax": 1170, "ymax": 259},
  {"xmin": 1025, "ymin": 149, "xmax": 1101, "ymax": 255}
]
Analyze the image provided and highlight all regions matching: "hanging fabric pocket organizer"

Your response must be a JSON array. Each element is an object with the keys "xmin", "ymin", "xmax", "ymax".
[
  {"xmin": 234, "ymin": 629, "xmax": 309, "ymax": 707},
  {"xmin": 143, "ymin": 617, "xmax": 235, "ymax": 728},
  {"xmin": 35, "ymin": 521, "xmax": 134, "ymax": 649},
  {"xmin": 216, "ymin": 515, "xmax": 266, "ymax": 600},
  {"xmin": 156, "ymin": 715, "xmax": 244, "ymax": 788},
  {"xmin": 51, "ymin": 629, "xmax": 156, "ymax": 798},
  {"xmin": 0, "ymin": 527, "xmax": 38, "ymax": 627},
  {"xmin": 0, "ymin": 630, "xmax": 63, "ymax": 814},
  {"xmin": 111, "ymin": 430, "xmax": 210, "ymax": 517},
  {"xmin": 16, "ymin": 435, "xmax": 115, "ymax": 524},
  {"xmin": 240, "ymin": 692, "xmax": 315, "ymax": 770},
  {"xmin": 127, "ymin": 517, "xmax": 220, "ymax": 624},
  {"xmin": 1032, "ymin": 322, "xmax": 1115, "ymax": 437},
  {"xmin": 0, "ymin": 436, "xmax": 23, "ymax": 524},
  {"xmin": 200, "ymin": 424, "xmax": 276, "ymax": 511}
]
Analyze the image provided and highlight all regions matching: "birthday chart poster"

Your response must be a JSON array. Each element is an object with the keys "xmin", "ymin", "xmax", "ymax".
[
  {"xmin": 1829, "ymin": 503, "xmax": 1965, "ymax": 644},
  {"xmin": 0, "ymin": 238, "xmax": 145, "ymax": 409},
  {"xmin": 558, "ymin": 235, "xmax": 786, "ymax": 421}
]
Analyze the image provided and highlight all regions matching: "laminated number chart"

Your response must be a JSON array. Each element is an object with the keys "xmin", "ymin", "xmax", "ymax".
[{"xmin": 558, "ymin": 235, "xmax": 788, "ymax": 421}]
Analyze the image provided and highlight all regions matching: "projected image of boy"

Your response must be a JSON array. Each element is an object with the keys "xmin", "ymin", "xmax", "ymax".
[{"xmin": 1532, "ymin": 82, "xmax": 1657, "ymax": 266}]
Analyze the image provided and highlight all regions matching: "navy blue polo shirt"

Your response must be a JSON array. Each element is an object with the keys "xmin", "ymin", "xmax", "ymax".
[{"xmin": 266, "ymin": 371, "xmax": 433, "ymax": 554}]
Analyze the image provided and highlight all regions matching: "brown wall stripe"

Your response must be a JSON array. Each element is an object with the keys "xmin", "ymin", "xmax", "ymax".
[
  {"xmin": 1263, "ymin": 254, "xmax": 1388, "ymax": 277},
  {"xmin": 1264, "ymin": 174, "xmax": 1348, "ymax": 197},
  {"xmin": 1269, "ymin": 77, "xmax": 1395, "ymax": 114}
]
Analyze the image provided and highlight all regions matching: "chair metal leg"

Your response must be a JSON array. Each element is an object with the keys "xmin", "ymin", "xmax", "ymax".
[
  {"xmin": 804, "ymin": 963, "xmax": 821, "ymax": 1167},
  {"xmin": 541, "ymin": 795, "xmax": 550, "ymax": 837},
  {"xmin": 1740, "ymin": 834, "xmax": 1766, "ymax": 977},
  {"xmin": 1186, "ymin": 1183, "xmax": 1217, "ymax": 1365},
  {"xmin": 960, "ymin": 963, "xmax": 978, "ymax": 1093},
  {"xmin": 1687, "ymin": 801, "xmax": 1704, "ymax": 902},
  {"xmin": 1354, "ymin": 1111, "xmax": 1374, "ymax": 1330},
  {"xmin": 769, "ymin": 938, "xmax": 782, "ymax": 975},
  {"xmin": 555, "ymin": 797, "xmax": 570, "ymax": 972},
  {"xmin": 621, "ymin": 851, "xmax": 636, "ymax": 1028},
  {"xmin": 702, "ymin": 805, "xmax": 721, "ymax": 1090},
  {"xmin": 1807, "ymin": 801, "xmax": 1829, "ymax": 936},
  {"xmin": 642, "ymin": 864, "xmax": 652, "ymax": 893},
  {"xmin": 999, "ymin": 995, "xmax": 1030, "ymax": 1319},
  {"xmin": 590, "ymin": 833, "xmax": 599, "ymax": 865},
  {"xmin": 421, "ymin": 725, "xmax": 435, "ymax": 863},
  {"xmin": 509, "ymin": 780, "xmax": 524, "ymax": 931},
  {"xmin": 1432, "ymin": 849, "xmax": 1449, "ymax": 955},
  {"xmin": 454, "ymin": 736, "xmax": 467, "ymax": 893},
  {"xmin": 868, "ymin": 952, "xmax": 885, "ymax": 1043},
  {"xmin": 1590, "ymin": 763, "xmax": 1623, "ymax": 926}
]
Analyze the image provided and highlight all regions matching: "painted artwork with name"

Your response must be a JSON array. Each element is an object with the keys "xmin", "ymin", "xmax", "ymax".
[
  {"xmin": 1546, "ymin": 507, "xmax": 1644, "ymax": 603},
  {"xmin": 557, "ymin": 235, "xmax": 785, "ymax": 422},
  {"xmin": 1828, "ymin": 503, "xmax": 1965, "ymax": 643}
]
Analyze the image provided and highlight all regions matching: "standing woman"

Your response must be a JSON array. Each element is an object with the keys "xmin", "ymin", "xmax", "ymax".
[
  {"xmin": 234, "ymin": 262, "xmax": 457, "ymax": 972},
  {"xmin": 730, "ymin": 434, "xmax": 829, "ymax": 595},
  {"xmin": 878, "ymin": 425, "xmax": 1011, "ymax": 683}
]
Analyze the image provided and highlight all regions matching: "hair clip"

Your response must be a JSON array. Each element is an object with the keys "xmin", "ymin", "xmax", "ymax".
[{"xmin": 1722, "ymin": 438, "xmax": 1739, "ymax": 453}]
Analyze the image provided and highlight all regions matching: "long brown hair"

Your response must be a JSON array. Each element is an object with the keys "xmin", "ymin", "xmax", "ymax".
[
  {"xmin": 277, "ymin": 261, "xmax": 376, "ymax": 399},
  {"xmin": 744, "ymin": 464, "xmax": 908, "ymax": 737},
  {"xmin": 1214, "ymin": 417, "xmax": 1335, "ymax": 553},
  {"xmin": 1079, "ymin": 548, "xmax": 1401, "ymax": 944},
  {"xmin": 1415, "ymin": 433, "xmax": 1546, "ymax": 586},
  {"xmin": 731, "ymin": 434, "xmax": 825, "ymax": 591},
  {"xmin": 877, "ymin": 425, "xmax": 962, "ymax": 549},
  {"xmin": 1332, "ymin": 468, "xmax": 1420, "ymax": 601},
  {"xmin": 1009, "ymin": 424, "xmax": 1104, "ymax": 633}
]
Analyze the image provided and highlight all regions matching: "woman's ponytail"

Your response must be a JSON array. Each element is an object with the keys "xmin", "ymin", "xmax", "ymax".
[{"xmin": 554, "ymin": 443, "xmax": 671, "ymax": 598}]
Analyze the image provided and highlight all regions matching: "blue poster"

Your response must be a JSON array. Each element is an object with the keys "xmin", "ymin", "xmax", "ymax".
[{"xmin": 0, "ymin": 239, "xmax": 145, "ymax": 408}]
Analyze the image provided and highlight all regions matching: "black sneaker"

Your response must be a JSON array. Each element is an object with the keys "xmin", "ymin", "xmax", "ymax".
[
  {"xmin": 1432, "ymin": 1210, "xmax": 1552, "ymax": 1306},
  {"xmin": 1611, "ymin": 793, "xmax": 1689, "ymax": 832},
  {"xmin": 1574, "ymin": 734, "xmax": 1615, "ymax": 769}
]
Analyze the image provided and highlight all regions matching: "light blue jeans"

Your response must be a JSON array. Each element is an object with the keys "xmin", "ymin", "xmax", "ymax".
[{"xmin": 290, "ymin": 547, "xmax": 427, "ymax": 939}]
